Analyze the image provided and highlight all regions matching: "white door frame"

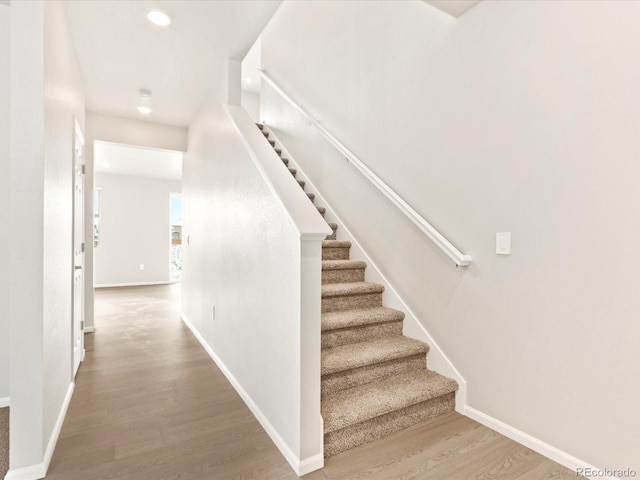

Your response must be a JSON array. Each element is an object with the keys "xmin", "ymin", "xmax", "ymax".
[{"xmin": 72, "ymin": 118, "xmax": 85, "ymax": 376}]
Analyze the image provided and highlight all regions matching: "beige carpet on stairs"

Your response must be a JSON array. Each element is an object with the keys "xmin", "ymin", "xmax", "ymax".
[
  {"xmin": 0, "ymin": 407, "xmax": 8, "ymax": 478},
  {"xmin": 259, "ymin": 124, "xmax": 458, "ymax": 457}
]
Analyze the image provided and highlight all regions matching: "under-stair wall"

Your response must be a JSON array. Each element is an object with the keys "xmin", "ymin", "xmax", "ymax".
[
  {"xmin": 181, "ymin": 102, "xmax": 330, "ymax": 475},
  {"xmin": 260, "ymin": 0, "xmax": 640, "ymax": 474}
]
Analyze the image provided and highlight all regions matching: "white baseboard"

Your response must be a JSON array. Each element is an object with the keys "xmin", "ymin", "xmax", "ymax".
[
  {"xmin": 465, "ymin": 406, "xmax": 621, "ymax": 480},
  {"xmin": 84, "ymin": 326, "xmax": 95, "ymax": 333},
  {"xmin": 180, "ymin": 312, "xmax": 322, "ymax": 476},
  {"xmin": 94, "ymin": 281, "xmax": 172, "ymax": 288},
  {"xmin": 5, "ymin": 382, "xmax": 75, "ymax": 480},
  {"xmin": 0, "ymin": 397, "xmax": 9, "ymax": 408},
  {"xmin": 3, "ymin": 463, "xmax": 45, "ymax": 480}
]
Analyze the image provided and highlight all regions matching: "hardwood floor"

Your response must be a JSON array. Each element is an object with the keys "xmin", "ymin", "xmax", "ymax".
[{"xmin": 46, "ymin": 284, "xmax": 579, "ymax": 479}]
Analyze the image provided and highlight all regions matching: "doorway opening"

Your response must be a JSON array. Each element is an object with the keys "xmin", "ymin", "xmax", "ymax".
[
  {"xmin": 93, "ymin": 141, "xmax": 182, "ymax": 288},
  {"xmin": 170, "ymin": 193, "xmax": 182, "ymax": 282}
]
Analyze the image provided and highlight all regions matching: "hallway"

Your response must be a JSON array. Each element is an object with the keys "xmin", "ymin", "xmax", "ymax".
[
  {"xmin": 45, "ymin": 285, "xmax": 579, "ymax": 479},
  {"xmin": 46, "ymin": 284, "xmax": 299, "ymax": 479}
]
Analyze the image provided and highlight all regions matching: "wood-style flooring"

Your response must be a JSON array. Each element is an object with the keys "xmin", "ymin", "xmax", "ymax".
[{"xmin": 46, "ymin": 284, "xmax": 579, "ymax": 479}]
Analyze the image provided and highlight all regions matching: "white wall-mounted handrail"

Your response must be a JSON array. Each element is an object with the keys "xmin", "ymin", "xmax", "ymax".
[{"xmin": 259, "ymin": 70, "xmax": 472, "ymax": 267}]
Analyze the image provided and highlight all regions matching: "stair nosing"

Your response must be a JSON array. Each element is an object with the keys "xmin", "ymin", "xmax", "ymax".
[
  {"xmin": 322, "ymin": 240, "xmax": 351, "ymax": 248},
  {"xmin": 321, "ymin": 336, "xmax": 428, "ymax": 375},
  {"xmin": 322, "ymin": 260, "xmax": 367, "ymax": 271},
  {"xmin": 322, "ymin": 281, "xmax": 383, "ymax": 298},
  {"xmin": 322, "ymin": 307, "xmax": 405, "ymax": 331}
]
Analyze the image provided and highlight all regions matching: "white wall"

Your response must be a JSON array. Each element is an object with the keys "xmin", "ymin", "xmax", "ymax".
[
  {"xmin": 241, "ymin": 91, "xmax": 261, "ymax": 123},
  {"xmin": 9, "ymin": 0, "xmax": 85, "ymax": 473},
  {"xmin": 94, "ymin": 173, "xmax": 181, "ymax": 286},
  {"xmin": 261, "ymin": 0, "xmax": 640, "ymax": 472},
  {"xmin": 0, "ymin": 3, "xmax": 10, "ymax": 404},
  {"xmin": 84, "ymin": 112, "xmax": 187, "ymax": 327}
]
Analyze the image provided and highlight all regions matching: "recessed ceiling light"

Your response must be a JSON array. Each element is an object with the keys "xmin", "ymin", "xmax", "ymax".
[
  {"xmin": 244, "ymin": 78, "xmax": 252, "ymax": 84},
  {"xmin": 137, "ymin": 106, "xmax": 152, "ymax": 114},
  {"xmin": 147, "ymin": 10, "xmax": 171, "ymax": 27},
  {"xmin": 139, "ymin": 88, "xmax": 152, "ymax": 99},
  {"xmin": 102, "ymin": 163, "xmax": 111, "ymax": 168}
]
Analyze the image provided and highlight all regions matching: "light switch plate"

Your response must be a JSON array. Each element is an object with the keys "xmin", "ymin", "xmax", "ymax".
[{"xmin": 496, "ymin": 232, "xmax": 511, "ymax": 255}]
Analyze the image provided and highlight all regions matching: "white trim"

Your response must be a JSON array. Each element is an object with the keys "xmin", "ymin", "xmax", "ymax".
[
  {"xmin": 464, "ymin": 406, "xmax": 621, "ymax": 480},
  {"xmin": 0, "ymin": 397, "xmax": 9, "ymax": 408},
  {"xmin": 5, "ymin": 383, "xmax": 75, "ymax": 480},
  {"xmin": 297, "ymin": 453, "xmax": 324, "ymax": 476},
  {"xmin": 179, "ymin": 313, "xmax": 322, "ymax": 476},
  {"xmin": 259, "ymin": 70, "xmax": 471, "ymax": 267},
  {"xmin": 43, "ymin": 382, "xmax": 75, "ymax": 473},
  {"xmin": 3, "ymin": 464, "xmax": 45, "ymax": 480},
  {"xmin": 84, "ymin": 326, "xmax": 95, "ymax": 333},
  {"xmin": 263, "ymin": 125, "xmax": 467, "ymax": 412},
  {"xmin": 94, "ymin": 281, "xmax": 172, "ymax": 288},
  {"xmin": 224, "ymin": 104, "xmax": 331, "ymax": 239}
]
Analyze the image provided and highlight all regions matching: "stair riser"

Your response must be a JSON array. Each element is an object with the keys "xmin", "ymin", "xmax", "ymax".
[
  {"xmin": 322, "ymin": 292, "xmax": 382, "ymax": 313},
  {"xmin": 322, "ymin": 268, "xmax": 365, "ymax": 284},
  {"xmin": 322, "ymin": 248, "xmax": 350, "ymax": 260},
  {"xmin": 321, "ymin": 321, "xmax": 403, "ymax": 349},
  {"xmin": 324, "ymin": 393, "xmax": 455, "ymax": 457},
  {"xmin": 322, "ymin": 355, "xmax": 425, "ymax": 395}
]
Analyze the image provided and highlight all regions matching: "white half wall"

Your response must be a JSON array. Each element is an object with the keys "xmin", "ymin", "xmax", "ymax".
[
  {"xmin": 94, "ymin": 173, "xmax": 181, "ymax": 287},
  {"xmin": 182, "ymin": 99, "xmax": 328, "ymax": 474},
  {"xmin": 260, "ymin": 0, "xmax": 640, "ymax": 473},
  {"xmin": 241, "ymin": 91, "xmax": 261, "ymax": 123},
  {"xmin": 84, "ymin": 112, "xmax": 187, "ymax": 328},
  {"xmin": 0, "ymin": 3, "xmax": 11, "ymax": 403},
  {"xmin": 9, "ymin": 0, "xmax": 84, "ymax": 474}
]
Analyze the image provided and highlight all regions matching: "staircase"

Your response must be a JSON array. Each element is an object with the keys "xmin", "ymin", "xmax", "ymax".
[{"xmin": 258, "ymin": 124, "xmax": 458, "ymax": 457}]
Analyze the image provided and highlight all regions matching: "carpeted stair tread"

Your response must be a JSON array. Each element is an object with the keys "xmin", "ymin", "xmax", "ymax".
[
  {"xmin": 321, "ymin": 336, "xmax": 428, "ymax": 375},
  {"xmin": 276, "ymin": 149, "xmax": 283, "ymax": 156},
  {"xmin": 297, "ymin": 179, "xmax": 306, "ymax": 187},
  {"xmin": 322, "ymin": 369, "xmax": 458, "ymax": 433},
  {"xmin": 322, "ymin": 260, "xmax": 366, "ymax": 271},
  {"xmin": 256, "ymin": 123, "xmax": 264, "ymax": 130},
  {"xmin": 322, "ymin": 281, "xmax": 383, "ymax": 298},
  {"xmin": 317, "ymin": 206, "xmax": 326, "ymax": 215},
  {"xmin": 322, "ymin": 307, "xmax": 405, "ymax": 331},
  {"xmin": 322, "ymin": 240, "xmax": 351, "ymax": 260},
  {"xmin": 323, "ymin": 240, "xmax": 351, "ymax": 248},
  {"xmin": 289, "ymin": 168, "xmax": 297, "ymax": 175}
]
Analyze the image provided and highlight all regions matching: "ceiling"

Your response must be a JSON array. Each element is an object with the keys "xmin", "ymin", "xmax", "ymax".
[
  {"xmin": 94, "ymin": 141, "xmax": 183, "ymax": 181},
  {"xmin": 65, "ymin": 0, "xmax": 281, "ymax": 127}
]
